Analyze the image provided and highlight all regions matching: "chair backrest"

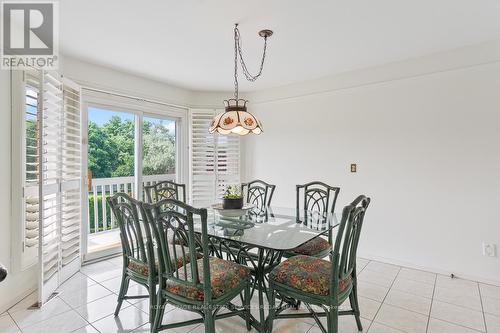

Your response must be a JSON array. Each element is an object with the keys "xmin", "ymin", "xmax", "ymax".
[
  {"xmin": 296, "ymin": 181, "xmax": 340, "ymax": 214},
  {"xmin": 241, "ymin": 179, "xmax": 276, "ymax": 209},
  {"xmin": 142, "ymin": 199, "xmax": 212, "ymax": 300},
  {"xmin": 144, "ymin": 180, "xmax": 186, "ymax": 203},
  {"xmin": 331, "ymin": 195, "xmax": 371, "ymax": 296},
  {"xmin": 108, "ymin": 193, "xmax": 148, "ymax": 268}
]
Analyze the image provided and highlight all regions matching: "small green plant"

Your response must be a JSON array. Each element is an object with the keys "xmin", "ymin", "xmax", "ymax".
[{"xmin": 223, "ymin": 185, "xmax": 242, "ymax": 199}]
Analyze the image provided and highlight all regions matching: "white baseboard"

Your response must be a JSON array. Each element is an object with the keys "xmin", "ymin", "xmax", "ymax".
[{"xmin": 358, "ymin": 253, "xmax": 500, "ymax": 287}]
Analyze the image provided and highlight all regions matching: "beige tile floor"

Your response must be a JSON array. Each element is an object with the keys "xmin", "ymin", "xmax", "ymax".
[{"xmin": 2, "ymin": 257, "xmax": 500, "ymax": 333}]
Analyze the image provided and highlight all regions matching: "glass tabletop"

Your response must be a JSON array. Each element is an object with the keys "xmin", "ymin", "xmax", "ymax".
[{"xmin": 194, "ymin": 206, "xmax": 339, "ymax": 251}]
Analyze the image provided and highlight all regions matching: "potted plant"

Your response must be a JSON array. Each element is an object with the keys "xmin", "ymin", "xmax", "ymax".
[{"xmin": 222, "ymin": 185, "xmax": 243, "ymax": 209}]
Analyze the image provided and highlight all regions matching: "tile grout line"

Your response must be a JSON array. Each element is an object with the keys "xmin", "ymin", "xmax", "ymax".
[
  {"xmin": 304, "ymin": 322, "xmax": 317, "ymax": 333},
  {"xmin": 356, "ymin": 259, "xmax": 370, "ymax": 275},
  {"xmin": 58, "ymin": 273, "xmax": 140, "ymax": 331},
  {"xmin": 8, "ymin": 312, "xmax": 23, "ymax": 333},
  {"xmin": 477, "ymin": 283, "xmax": 488, "ymax": 333},
  {"xmin": 57, "ymin": 295, "xmax": 96, "ymax": 332},
  {"xmin": 58, "ymin": 283, "xmax": 115, "ymax": 311},
  {"xmin": 394, "ymin": 275, "xmax": 487, "ymax": 333},
  {"xmin": 427, "ymin": 279, "xmax": 489, "ymax": 333},
  {"xmin": 12, "ymin": 302, "xmax": 77, "ymax": 332},
  {"xmin": 369, "ymin": 265, "xmax": 402, "ymax": 331},
  {"xmin": 425, "ymin": 273, "xmax": 438, "ymax": 333},
  {"xmin": 358, "ymin": 260, "xmax": 376, "ymax": 333},
  {"xmin": 426, "ymin": 318, "xmax": 485, "ymax": 333}
]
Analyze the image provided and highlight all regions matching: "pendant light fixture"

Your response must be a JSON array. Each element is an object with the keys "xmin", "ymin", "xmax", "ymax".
[{"xmin": 209, "ymin": 24, "xmax": 273, "ymax": 135}]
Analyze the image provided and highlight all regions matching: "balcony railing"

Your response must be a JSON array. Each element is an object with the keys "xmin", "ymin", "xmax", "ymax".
[{"xmin": 88, "ymin": 174, "xmax": 175, "ymax": 235}]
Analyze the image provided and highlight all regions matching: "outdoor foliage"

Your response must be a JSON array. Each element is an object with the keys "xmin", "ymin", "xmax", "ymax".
[
  {"xmin": 87, "ymin": 115, "xmax": 176, "ymax": 233},
  {"xmin": 142, "ymin": 120, "xmax": 176, "ymax": 176},
  {"xmin": 88, "ymin": 116, "xmax": 175, "ymax": 178},
  {"xmin": 88, "ymin": 193, "xmax": 112, "ymax": 233}
]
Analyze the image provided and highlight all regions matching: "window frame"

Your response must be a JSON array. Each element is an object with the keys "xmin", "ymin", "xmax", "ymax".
[{"xmin": 81, "ymin": 90, "xmax": 188, "ymax": 259}]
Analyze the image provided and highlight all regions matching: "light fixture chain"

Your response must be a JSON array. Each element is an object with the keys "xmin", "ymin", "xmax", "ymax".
[
  {"xmin": 234, "ymin": 25, "xmax": 268, "ymax": 83},
  {"xmin": 234, "ymin": 25, "xmax": 239, "ymax": 100}
]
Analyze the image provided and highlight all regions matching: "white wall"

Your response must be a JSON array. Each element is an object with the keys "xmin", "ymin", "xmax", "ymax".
[
  {"xmin": 59, "ymin": 57, "xmax": 230, "ymax": 108},
  {"xmin": 242, "ymin": 46, "xmax": 500, "ymax": 284}
]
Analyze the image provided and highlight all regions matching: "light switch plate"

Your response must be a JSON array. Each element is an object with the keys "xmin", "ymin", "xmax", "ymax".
[{"xmin": 350, "ymin": 164, "xmax": 357, "ymax": 173}]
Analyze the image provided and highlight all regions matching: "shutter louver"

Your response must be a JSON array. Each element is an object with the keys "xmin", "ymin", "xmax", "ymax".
[
  {"xmin": 60, "ymin": 80, "xmax": 82, "ymax": 274},
  {"xmin": 24, "ymin": 68, "xmax": 42, "ymax": 252},
  {"xmin": 191, "ymin": 110, "xmax": 216, "ymax": 207},
  {"xmin": 215, "ymin": 133, "xmax": 240, "ymax": 199},
  {"xmin": 190, "ymin": 109, "xmax": 240, "ymax": 207},
  {"xmin": 39, "ymin": 71, "xmax": 63, "ymax": 297}
]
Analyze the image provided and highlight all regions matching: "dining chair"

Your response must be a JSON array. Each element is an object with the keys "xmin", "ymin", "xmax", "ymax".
[
  {"xmin": 108, "ymin": 193, "xmax": 195, "ymax": 324},
  {"xmin": 285, "ymin": 181, "xmax": 340, "ymax": 258},
  {"xmin": 107, "ymin": 193, "xmax": 156, "ymax": 321},
  {"xmin": 241, "ymin": 179, "xmax": 276, "ymax": 208},
  {"xmin": 142, "ymin": 198, "xmax": 252, "ymax": 333},
  {"xmin": 268, "ymin": 195, "xmax": 370, "ymax": 333},
  {"xmin": 237, "ymin": 180, "xmax": 277, "ymax": 305},
  {"xmin": 144, "ymin": 180, "xmax": 186, "ymax": 203}
]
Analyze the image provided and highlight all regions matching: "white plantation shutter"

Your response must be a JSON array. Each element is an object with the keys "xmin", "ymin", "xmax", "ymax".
[
  {"xmin": 190, "ymin": 110, "xmax": 216, "ymax": 207},
  {"xmin": 214, "ymin": 133, "xmax": 240, "ymax": 199},
  {"xmin": 11, "ymin": 68, "xmax": 83, "ymax": 306},
  {"xmin": 39, "ymin": 71, "xmax": 63, "ymax": 301},
  {"xmin": 60, "ymin": 79, "xmax": 82, "ymax": 281},
  {"xmin": 23, "ymin": 69, "xmax": 42, "ymax": 257},
  {"xmin": 15, "ymin": 69, "xmax": 82, "ymax": 305},
  {"xmin": 190, "ymin": 109, "xmax": 240, "ymax": 207}
]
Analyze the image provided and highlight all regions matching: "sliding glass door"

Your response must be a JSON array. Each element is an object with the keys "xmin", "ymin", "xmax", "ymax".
[
  {"xmin": 85, "ymin": 107, "xmax": 135, "ymax": 257},
  {"xmin": 82, "ymin": 101, "xmax": 183, "ymax": 261}
]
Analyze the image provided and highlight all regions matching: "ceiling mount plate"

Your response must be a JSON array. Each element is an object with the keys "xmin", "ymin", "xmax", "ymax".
[{"xmin": 259, "ymin": 29, "xmax": 273, "ymax": 38}]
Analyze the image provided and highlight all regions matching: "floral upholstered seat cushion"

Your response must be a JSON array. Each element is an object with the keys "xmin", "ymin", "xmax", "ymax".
[
  {"xmin": 127, "ymin": 244, "xmax": 195, "ymax": 277},
  {"xmin": 269, "ymin": 255, "xmax": 351, "ymax": 296},
  {"xmin": 165, "ymin": 257, "xmax": 250, "ymax": 301},
  {"xmin": 289, "ymin": 236, "xmax": 331, "ymax": 256}
]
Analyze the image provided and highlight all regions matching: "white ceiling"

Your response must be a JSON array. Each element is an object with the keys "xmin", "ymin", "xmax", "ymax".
[{"xmin": 60, "ymin": 0, "xmax": 500, "ymax": 92}]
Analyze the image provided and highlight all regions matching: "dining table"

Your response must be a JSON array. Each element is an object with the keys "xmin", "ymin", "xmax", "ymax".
[{"xmin": 193, "ymin": 205, "xmax": 340, "ymax": 333}]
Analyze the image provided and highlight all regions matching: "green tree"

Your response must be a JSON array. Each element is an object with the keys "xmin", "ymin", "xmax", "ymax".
[
  {"xmin": 87, "ymin": 116, "xmax": 175, "ymax": 179},
  {"xmin": 103, "ymin": 116, "xmax": 135, "ymax": 177},
  {"xmin": 142, "ymin": 121, "xmax": 175, "ymax": 175},
  {"xmin": 88, "ymin": 121, "xmax": 119, "ymax": 178}
]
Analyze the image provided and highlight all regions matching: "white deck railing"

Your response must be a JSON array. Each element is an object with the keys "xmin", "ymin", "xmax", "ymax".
[{"xmin": 88, "ymin": 174, "xmax": 176, "ymax": 234}]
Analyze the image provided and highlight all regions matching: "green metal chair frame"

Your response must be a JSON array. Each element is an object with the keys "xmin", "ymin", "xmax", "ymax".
[
  {"xmin": 237, "ymin": 180, "xmax": 278, "ymax": 315},
  {"xmin": 108, "ymin": 193, "xmax": 157, "ymax": 323},
  {"xmin": 285, "ymin": 181, "xmax": 341, "ymax": 259},
  {"xmin": 144, "ymin": 180, "xmax": 186, "ymax": 203},
  {"xmin": 268, "ymin": 195, "xmax": 371, "ymax": 333},
  {"xmin": 241, "ymin": 179, "xmax": 276, "ymax": 208},
  {"xmin": 296, "ymin": 181, "xmax": 340, "ymax": 217},
  {"xmin": 142, "ymin": 198, "xmax": 252, "ymax": 333}
]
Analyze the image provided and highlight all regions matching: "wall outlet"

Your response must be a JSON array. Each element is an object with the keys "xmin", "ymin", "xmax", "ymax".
[{"xmin": 483, "ymin": 243, "xmax": 497, "ymax": 257}]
